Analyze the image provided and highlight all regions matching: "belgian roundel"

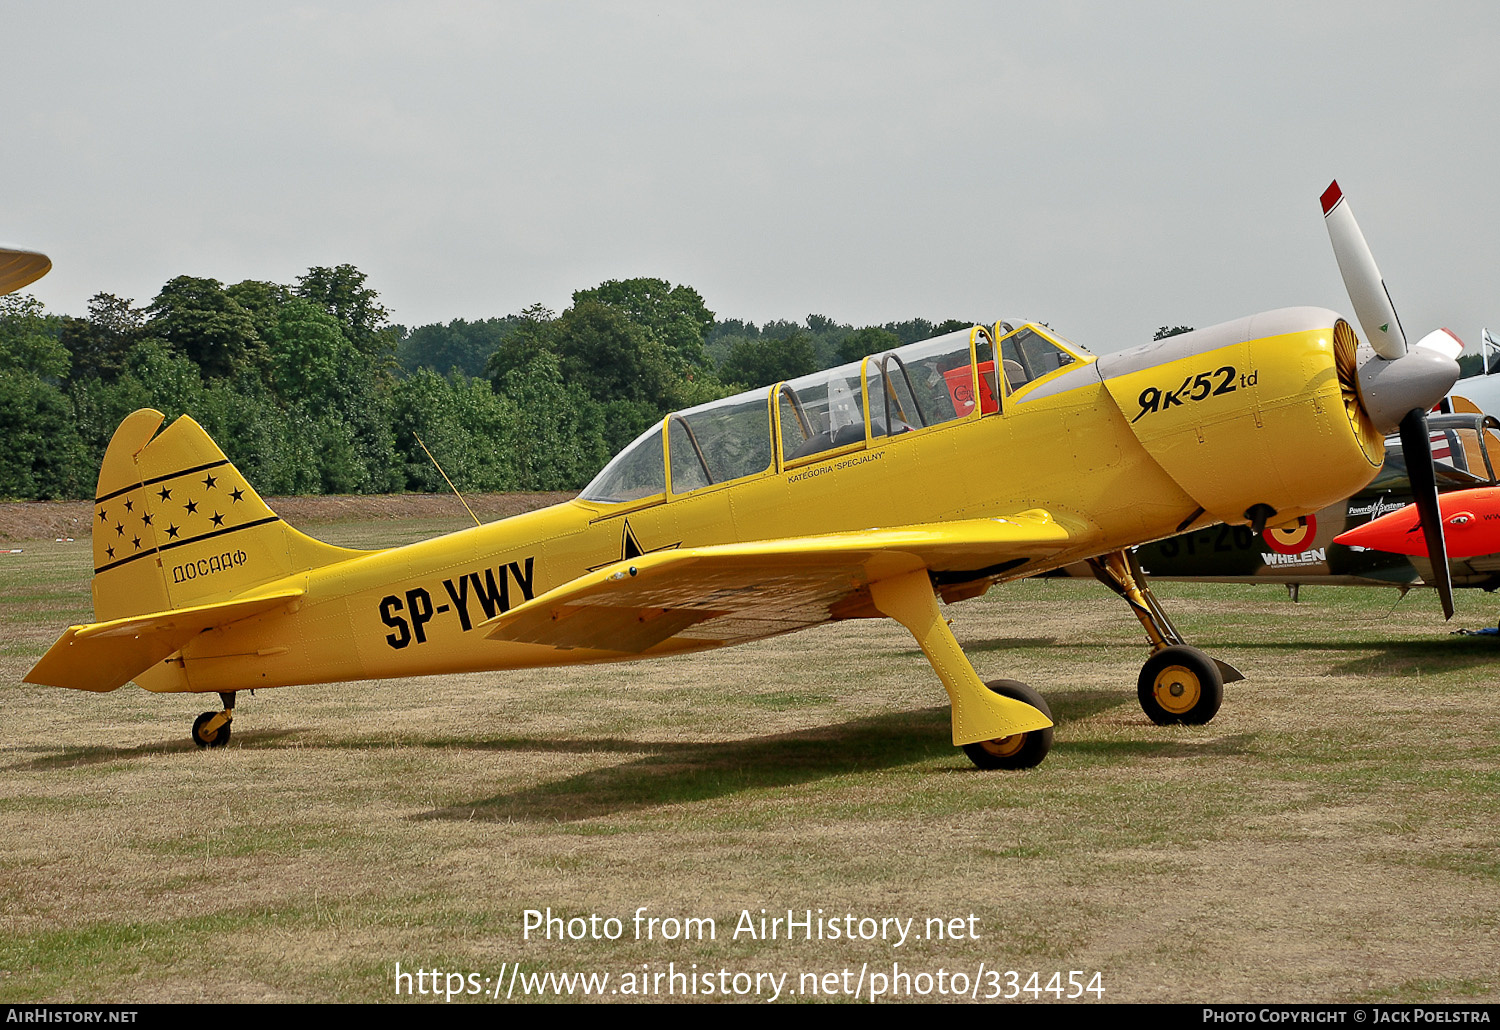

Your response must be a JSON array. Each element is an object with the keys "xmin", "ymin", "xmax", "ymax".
[{"xmin": 1263, "ymin": 515, "xmax": 1318, "ymax": 554}]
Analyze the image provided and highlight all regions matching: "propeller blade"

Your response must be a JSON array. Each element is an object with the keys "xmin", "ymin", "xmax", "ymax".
[
  {"xmin": 1321, "ymin": 181, "xmax": 1408, "ymax": 360},
  {"xmin": 0, "ymin": 246, "xmax": 51, "ymax": 296},
  {"xmin": 1397, "ymin": 407, "xmax": 1456, "ymax": 619},
  {"xmin": 1414, "ymin": 327, "xmax": 1465, "ymax": 362}
]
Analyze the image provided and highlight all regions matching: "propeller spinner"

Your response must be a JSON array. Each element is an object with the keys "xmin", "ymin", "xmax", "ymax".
[{"xmin": 1322, "ymin": 181, "xmax": 1460, "ymax": 617}]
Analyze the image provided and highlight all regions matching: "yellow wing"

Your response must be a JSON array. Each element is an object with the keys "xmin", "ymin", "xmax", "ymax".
[{"xmin": 482, "ymin": 512, "xmax": 1073, "ymax": 654}]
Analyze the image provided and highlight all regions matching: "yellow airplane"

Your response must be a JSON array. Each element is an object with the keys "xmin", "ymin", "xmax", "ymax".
[{"xmin": 23, "ymin": 184, "xmax": 1465, "ymax": 769}]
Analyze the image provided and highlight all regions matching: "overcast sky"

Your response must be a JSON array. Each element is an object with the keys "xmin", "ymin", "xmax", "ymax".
[{"xmin": 5, "ymin": 2, "xmax": 1497, "ymax": 353}]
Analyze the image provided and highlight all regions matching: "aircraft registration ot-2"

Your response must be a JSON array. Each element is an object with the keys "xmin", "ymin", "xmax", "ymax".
[{"xmin": 22, "ymin": 185, "xmax": 1465, "ymax": 769}]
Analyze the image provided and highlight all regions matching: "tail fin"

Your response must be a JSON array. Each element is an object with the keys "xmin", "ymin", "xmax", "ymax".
[
  {"xmin": 88, "ymin": 409, "xmax": 364, "ymax": 622},
  {"xmin": 28, "ymin": 410, "xmax": 368, "ymax": 692}
]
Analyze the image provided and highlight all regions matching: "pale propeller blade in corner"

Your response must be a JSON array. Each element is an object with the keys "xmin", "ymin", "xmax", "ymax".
[{"xmin": 1321, "ymin": 181, "xmax": 1407, "ymax": 360}]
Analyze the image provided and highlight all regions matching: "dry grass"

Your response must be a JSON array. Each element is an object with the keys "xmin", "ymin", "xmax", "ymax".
[{"xmin": 1, "ymin": 504, "xmax": 1497, "ymax": 1003}]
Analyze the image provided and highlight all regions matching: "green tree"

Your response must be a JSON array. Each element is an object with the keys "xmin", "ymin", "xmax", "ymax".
[
  {"xmin": 836, "ymin": 326, "xmax": 901, "ymax": 364},
  {"xmin": 145, "ymin": 276, "xmax": 263, "ymax": 379},
  {"xmin": 392, "ymin": 370, "xmax": 521, "ymax": 492},
  {"xmin": 58, "ymin": 293, "xmax": 145, "ymax": 382},
  {"xmin": 0, "ymin": 293, "xmax": 70, "ymax": 380},
  {"xmin": 719, "ymin": 331, "xmax": 818, "ymax": 387},
  {"xmin": 193, "ymin": 381, "xmax": 322, "ymax": 496},
  {"xmin": 503, "ymin": 352, "xmax": 609, "ymax": 490},
  {"xmin": 573, "ymin": 278, "xmax": 715, "ymax": 370},
  {"xmin": 0, "ymin": 371, "xmax": 88, "ymax": 499},
  {"xmin": 265, "ymin": 297, "xmax": 357, "ymax": 409},
  {"xmin": 117, "ymin": 339, "xmax": 208, "ymax": 419},
  {"xmin": 225, "ymin": 280, "xmax": 292, "ymax": 346},
  {"xmin": 1153, "ymin": 325, "xmax": 1194, "ymax": 340},
  {"xmin": 486, "ymin": 304, "xmax": 558, "ymax": 388},
  {"xmin": 295, "ymin": 265, "xmax": 392, "ymax": 358},
  {"xmin": 552, "ymin": 299, "xmax": 680, "ymax": 407},
  {"xmin": 399, "ymin": 316, "xmax": 521, "ymax": 379}
]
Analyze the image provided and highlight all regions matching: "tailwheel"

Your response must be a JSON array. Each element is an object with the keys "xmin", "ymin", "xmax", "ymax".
[
  {"xmin": 1138, "ymin": 645, "xmax": 1223, "ymax": 725},
  {"xmin": 962, "ymin": 679, "xmax": 1053, "ymax": 771},
  {"xmin": 191, "ymin": 692, "xmax": 236, "ymax": 748}
]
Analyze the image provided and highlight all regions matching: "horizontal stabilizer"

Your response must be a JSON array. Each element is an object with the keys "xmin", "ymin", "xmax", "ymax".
[
  {"xmin": 24, "ymin": 589, "xmax": 304, "ymax": 693},
  {"xmin": 482, "ymin": 514, "xmax": 1071, "ymax": 654}
]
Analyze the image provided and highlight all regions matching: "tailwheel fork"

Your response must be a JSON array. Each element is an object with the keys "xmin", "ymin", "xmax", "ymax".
[
  {"xmin": 192, "ymin": 691, "xmax": 236, "ymax": 749},
  {"xmin": 1087, "ymin": 549, "xmax": 1241, "ymax": 725}
]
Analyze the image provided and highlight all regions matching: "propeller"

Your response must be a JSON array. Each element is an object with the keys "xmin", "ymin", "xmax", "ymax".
[
  {"xmin": 0, "ymin": 245, "xmax": 51, "ymax": 296},
  {"xmin": 1397, "ymin": 407, "xmax": 1455, "ymax": 618},
  {"xmin": 1321, "ymin": 181, "xmax": 1459, "ymax": 618}
]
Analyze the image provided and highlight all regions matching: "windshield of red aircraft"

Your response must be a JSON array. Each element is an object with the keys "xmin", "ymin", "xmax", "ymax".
[{"xmin": 582, "ymin": 325, "xmax": 1037, "ymax": 503}]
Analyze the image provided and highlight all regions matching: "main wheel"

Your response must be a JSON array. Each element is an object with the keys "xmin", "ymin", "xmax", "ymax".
[
  {"xmin": 1137, "ymin": 645, "xmax": 1223, "ymax": 725},
  {"xmin": 962, "ymin": 679, "xmax": 1053, "ymax": 770},
  {"xmin": 192, "ymin": 710, "xmax": 232, "ymax": 749}
]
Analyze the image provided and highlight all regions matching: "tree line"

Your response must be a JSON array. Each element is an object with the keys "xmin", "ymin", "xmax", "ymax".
[{"xmin": 0, "ymin": 268, "xmax": 974, "ymax": 501}]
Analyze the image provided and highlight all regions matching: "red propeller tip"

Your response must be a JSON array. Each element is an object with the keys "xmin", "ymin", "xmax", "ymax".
[{"xmin": 1320, "ymin": 180, "xmax": 1343, "ymax": 215}]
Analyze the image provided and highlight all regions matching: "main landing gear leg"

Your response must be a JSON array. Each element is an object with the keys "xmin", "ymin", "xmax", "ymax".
[
  {"xmin": 1086, "ymin": 549, "xmax": 1242, "ymax": 725},
  {"xmin": 869, "ymin": 569, "xmax": 1054, "ymax": 770},
  {"xmin": 191, "ymin": 691, "xmax": 236, "ymax": 749}
]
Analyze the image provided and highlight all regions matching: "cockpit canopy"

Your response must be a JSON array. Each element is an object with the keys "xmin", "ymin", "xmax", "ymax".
[
  {"xmin": 581, "ymin": 322, "xmax": 1089, "ymax": 504},
  {"xmin": 1370, "ymin": 412, "xmax": 1500, "ymax": 493}
]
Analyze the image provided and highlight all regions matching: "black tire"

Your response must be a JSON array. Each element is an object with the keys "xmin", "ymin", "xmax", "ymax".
[
  {"xmin": 192, "ymin": 710, "xmax": 232, "ymax": 749},
  {"xmin": 961, "ymin": 679, "xmax": 1053, "ymax": 770},
  {"xmin": 1137, "ymin": 645, "xmax": 1223, "ymax": 725}
]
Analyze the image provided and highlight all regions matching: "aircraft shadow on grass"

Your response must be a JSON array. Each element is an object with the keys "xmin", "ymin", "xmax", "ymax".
[
  {"xmin": 411, "ymin": 693, "xmax": 1231, "ymax": 823},
  {"xmin": 1063, "ymin": 732, "xmax": 1257, "ymax": 763},
  {"xmin": 6, "ymin": 693, "xmax": 1249, "ymax": 814},
  {"xmin": 414, "ymin": 706, "xmax": 959, "ymax": 823},
  {"xmin": 1223, "ymin": 637, "xmax": 1499, "ymax": 678},
  {"xmin": 4, "ymin": 729, "xmax": 300, "ymax": 772}
]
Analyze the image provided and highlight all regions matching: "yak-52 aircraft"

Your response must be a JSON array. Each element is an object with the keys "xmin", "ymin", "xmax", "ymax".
[{"xmin": 23, "ymin": 184, "xmax": 1465, "ymax": 769}]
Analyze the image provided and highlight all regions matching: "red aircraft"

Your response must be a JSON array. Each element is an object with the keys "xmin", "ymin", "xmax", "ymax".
[{"xmin": 1335, "ymin": 486, "xmax": 1500, "ymax": 559}]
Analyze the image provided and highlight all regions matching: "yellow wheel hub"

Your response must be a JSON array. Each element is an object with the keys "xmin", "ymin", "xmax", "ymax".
[
  {"xmin": 1153, "ymin": 665, "xmax": 1201, "ymax": 715},
  {"xmin": 978, "ymin": 732, "xmax": 1026, "ymax": 758}
]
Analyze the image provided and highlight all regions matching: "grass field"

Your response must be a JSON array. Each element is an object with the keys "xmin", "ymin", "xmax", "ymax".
[{"xmin": 2, "ymin": 504, "xmax": 1498, "ymax": 1004}]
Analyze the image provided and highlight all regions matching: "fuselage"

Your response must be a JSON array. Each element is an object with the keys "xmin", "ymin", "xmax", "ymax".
[{"xmin": 137, "ymin": 309, "xmax": 1382, "ymax": 694}]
